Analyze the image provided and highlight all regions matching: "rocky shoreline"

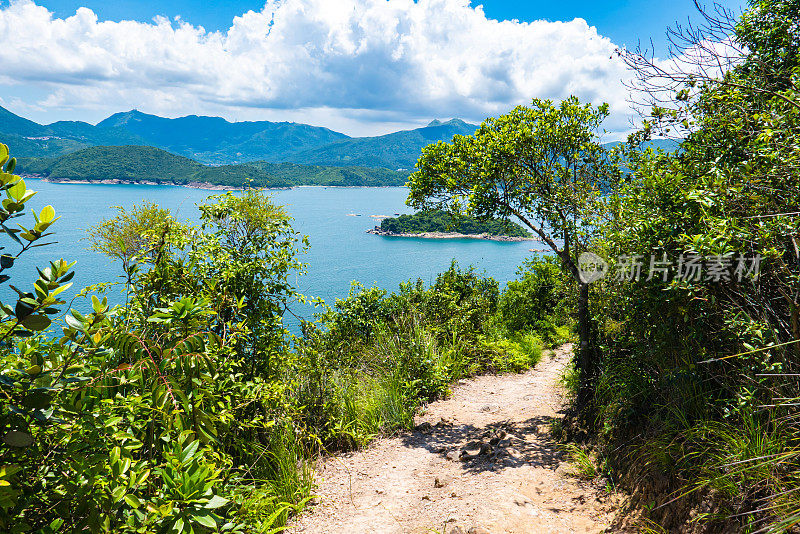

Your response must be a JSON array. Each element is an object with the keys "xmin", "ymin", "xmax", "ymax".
[{"xmin": 367, "ymin": 227, "xmax": 536, "ymax": 242}]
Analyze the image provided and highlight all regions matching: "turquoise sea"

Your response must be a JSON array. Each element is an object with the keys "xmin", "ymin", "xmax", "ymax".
[{"xmin": 8, "ymin": 180, "xmax": 539, "ymax": 324}]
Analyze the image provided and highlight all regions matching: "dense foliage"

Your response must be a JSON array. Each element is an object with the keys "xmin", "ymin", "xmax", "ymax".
[
  {"xmin": 17, "ymin": 146, "xmax": 408, "ymax": 188},
  {"xmin": 8, "ymin": 1, "xmax": 796, "ymax": 530},
  {"xmin": 407, "ymin": 96, "xmax": 620, "ymax": 409},
  {"xmin": 244, "ymin": 161, "xmax": 406, "ymax": 187},
  {"xmin": 378, "ymin": 210, "xmax": 530, "ymax": 237},
  {"xmin": 584, "ymin": 0, "xmax": 800, "ymax": 530}
]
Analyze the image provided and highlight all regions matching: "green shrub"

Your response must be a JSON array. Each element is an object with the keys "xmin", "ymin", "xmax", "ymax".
[{"xmin": 498, "ymin": 255, "xmax": 572, "ymax": 344}]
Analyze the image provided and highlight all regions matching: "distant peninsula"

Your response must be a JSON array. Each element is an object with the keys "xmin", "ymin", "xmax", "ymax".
[
  {"xmin": 16, "ymin": 146, "xmax": 408, "ymax": 189},
  {"xmin": 368, "ymin": 210, "xmax": 535, "ymax": 241}
]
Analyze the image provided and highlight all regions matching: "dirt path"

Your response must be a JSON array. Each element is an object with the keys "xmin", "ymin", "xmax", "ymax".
[{"xmin": 291, "ymin": 345, "xmax": 619, "ymax": 534}]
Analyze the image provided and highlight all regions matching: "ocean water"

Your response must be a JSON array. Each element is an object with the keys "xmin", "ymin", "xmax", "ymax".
[{"xmin": 7, "ymin": 180, "xmax": 539, "ymax": 324}]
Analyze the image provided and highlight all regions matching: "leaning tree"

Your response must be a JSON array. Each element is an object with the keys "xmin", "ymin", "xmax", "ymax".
[{"xmin": 407, "ymin": 96, "xmax": 620, "ymax": 408}]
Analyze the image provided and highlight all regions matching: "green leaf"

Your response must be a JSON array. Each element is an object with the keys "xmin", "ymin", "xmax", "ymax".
[
  {"xmin": 2, "ymin": 224, "xmax": 21, "ymax": 245},
  {"xmin": 123, "ymin": 494, "xmax": 142, "ymax": 509},
  {"xmin": 181, "ymin": 439, "xmax": 200, "ymax": 462},
  {"xmin": 65, "ymin": 313, "xmax": 85, "ymax": 331},
  {"xmin": 39, "ymin": 205, "xmax": 55, "ymax": 224},
  {"xmin": 2, "ymin": 430, "xmax": 33, "ymax": 448},
  {"xmin": 111, "ymin": 486, "xmax": 126, "ymax": 502},
  {"xmin": 203, "ymin": 495, "xmax": 229, "ymax": 509},
  {"xmin": 7, "ymin": 180, "xmax": 25, "ymax": 202},
  {"xmin": 22, "ymin": 390, "xmax": 52, "ymax": 409},
  {"xmin": 22, "ymin": 314, "xmax": 51, "ymax": 331},
  {"xmin": 50, "ymin": 282, "xmax": 72, "ymax": 298},
  {"xmin": 192, "ymin": 514, "xmax": 217, "ymax": 528}
]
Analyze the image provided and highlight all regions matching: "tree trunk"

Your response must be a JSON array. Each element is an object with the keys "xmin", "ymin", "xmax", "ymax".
[{"xmin": 576, "ymin": 280, "xmax": 595, "ymax": 414}]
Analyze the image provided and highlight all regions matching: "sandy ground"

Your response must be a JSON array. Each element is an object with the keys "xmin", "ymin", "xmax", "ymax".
[{"xmin": 290, "ymin": 345, "xmax": 621, "ymax": 534}]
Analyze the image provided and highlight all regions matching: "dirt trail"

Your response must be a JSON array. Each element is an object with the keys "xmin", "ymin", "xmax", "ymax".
[{"xmin": 291, "ymin": 345, "xmax": 619, "ymax": 534}]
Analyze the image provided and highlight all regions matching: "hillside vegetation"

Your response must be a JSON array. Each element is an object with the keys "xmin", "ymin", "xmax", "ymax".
[
  {"xmin": 378, "ymin": 210, "xmax": 531, "ymax": 237},
  {"xmin": 18, "ymin": 145, "xmax": 408, "ymax": 187}
]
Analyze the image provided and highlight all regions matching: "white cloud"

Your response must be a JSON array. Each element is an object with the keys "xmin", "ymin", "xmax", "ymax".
[{"xmin": 0, "ymin": 0, "xmax": 634, "ymax": 136}]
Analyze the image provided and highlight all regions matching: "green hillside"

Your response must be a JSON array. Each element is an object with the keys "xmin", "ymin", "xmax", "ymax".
[
  {"xmin": 0, "ymin": 132, "xmax": 90, "ymax": 159},
  {"xmin": 285, "ymin": 118, "xmax": 479, "ymax": 170},
  {"xmin": 19, "ymin": 146, "xmax": 204, "ymax": 182},
  {"xmin": 379, "ymin": 210, "xmax": 531, "ymax": 237},
  {"xmin": 17, "ymin": 145, "xmax": 408, "ymax": 187},
  {"xmin": 0, "ymin": 105, "xmax": 49, "ymax": 137},
  {"xmin": 246, "ymin": 161, "xmax": 406, "ymax": 186},
  {"xmin": 0, "ymin": 106, "xmax": 147, "ymax": 158},
  {"xmin": 97, "ymin": 110, "xmax": 349, "ymax": 164}
]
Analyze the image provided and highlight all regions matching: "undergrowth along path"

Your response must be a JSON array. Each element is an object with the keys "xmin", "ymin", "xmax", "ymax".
[{"xmin": 291, "ymin": 344, "xmax": 622, "ymax": 533}]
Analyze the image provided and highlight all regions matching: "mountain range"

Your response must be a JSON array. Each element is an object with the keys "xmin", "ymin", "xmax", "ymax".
[{"xmin": 0, "ymin": 106, "xmax": 479, "ymax": 170}]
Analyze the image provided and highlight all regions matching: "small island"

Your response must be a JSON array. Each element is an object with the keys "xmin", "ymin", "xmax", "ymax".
[{"xmin": 367, "ymin": 210, "xmax": 536, "ymax": 242}]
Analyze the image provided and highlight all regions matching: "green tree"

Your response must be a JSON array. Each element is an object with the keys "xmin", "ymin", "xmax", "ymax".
[{"xmin": 407, "ymin": 97, "xmax": 619, "ymax": 407}]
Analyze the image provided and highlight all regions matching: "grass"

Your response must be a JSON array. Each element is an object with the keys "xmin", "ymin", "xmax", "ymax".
[
  {"xmin": 559, "ymin": 360, "xmax": 579, "ymax": 398},
  {"xmin": 549, "ymin": 417, "xmax": 565, "ymax": 441},
  {"xmin": 479, "ymin": 330, "xmax": 544, "ymax": 373},
  {"xmin": 563, "ymin": 443, "xmax": 598, "ymax": 479}
]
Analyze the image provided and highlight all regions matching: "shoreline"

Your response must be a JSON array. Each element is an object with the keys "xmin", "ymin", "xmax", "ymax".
[
  {"xmin": 22, "ymin": 175, "xmax": 406, "ymax": 191},
  {"xmin": 366, "ymin": 228, "xmax": 537, "ymax": 242}
]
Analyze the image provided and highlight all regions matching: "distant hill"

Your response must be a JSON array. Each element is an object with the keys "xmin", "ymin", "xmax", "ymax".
[
  {"xmin": 19, "ymin": 146, "xmax": 204, "ymax": 182},
  {"xmin": 0, "ymin": 106, "xmax": 147, "ymax": 158},
  {"xmin": 245, "ymin": 161, "xmax": 407, "ymax": 187},
  {"xmin": 0, "ymin": 106, "xmax": 49, "ymax": 137},
  {"xmin": 97, "ymin": 110, "xmax": 349, "ymax": 164},
  {"xmin": 285, "ymin": 119, "xmax": 479, "ymax": 170},
  {"xmin": 17, "ymin": 145, "xmax": 408, "ymax": 188}
]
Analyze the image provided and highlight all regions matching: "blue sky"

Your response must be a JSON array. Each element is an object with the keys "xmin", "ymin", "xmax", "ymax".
[{"xmin": 0, "ymin": 0, "xmax": 745, "ymax": 136}]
